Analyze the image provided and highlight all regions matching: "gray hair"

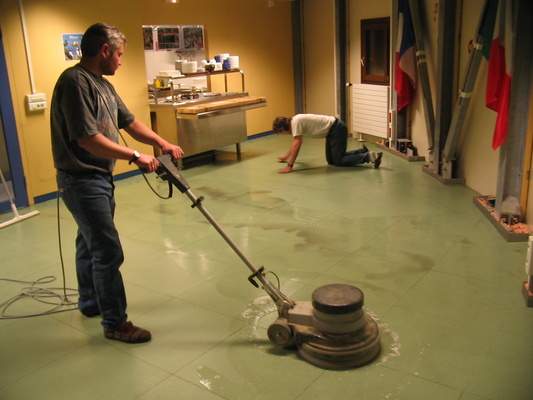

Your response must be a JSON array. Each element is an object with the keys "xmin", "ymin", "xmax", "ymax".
[{"xmin": 81, "ymin": 23, "xmax": 126, "ymax": 57}]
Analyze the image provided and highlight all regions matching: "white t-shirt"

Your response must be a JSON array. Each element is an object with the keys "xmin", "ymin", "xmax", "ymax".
[{"xmin": 291, "ymin": 114, "xmax": 336, "ymax": 138}]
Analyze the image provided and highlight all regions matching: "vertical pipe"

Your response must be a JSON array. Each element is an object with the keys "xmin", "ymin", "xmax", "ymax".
[
  {"xmin": 292, "ymin": 0, "xmax": 304, "ymax": 114},
  {"xmin": 17, "ymin": 0, "xmax": 36, "ymax": 94},
  {"xmin": 335, "ymin": 0, "xmax": 348, "ymax": 122},
  {"xmin": 434, "ymin": 0, "xmax": 457, "ymax": 175},
  {"xmin": 407, "ymin": 0, "xmax": 435, "ymax": 156}
]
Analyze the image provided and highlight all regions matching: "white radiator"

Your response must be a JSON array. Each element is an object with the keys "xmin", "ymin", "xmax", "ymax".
[{"xmin": 352, "ymin": 84, "xmax": 389, "ymax": 139}]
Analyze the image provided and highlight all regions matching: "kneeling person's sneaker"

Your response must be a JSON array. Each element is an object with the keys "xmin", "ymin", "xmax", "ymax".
[
  {"xmin": 373, "ymin": 152, "xmax": 383, "ymax": 168},
  {"xmin": 105, "ymin": 321, "xmax": 151, "ymax": 343}
]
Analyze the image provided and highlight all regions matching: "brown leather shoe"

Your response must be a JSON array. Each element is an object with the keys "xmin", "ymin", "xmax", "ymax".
[{"xmin": 105, "ymin": 321, "xmax": 151, "ymax": 343}]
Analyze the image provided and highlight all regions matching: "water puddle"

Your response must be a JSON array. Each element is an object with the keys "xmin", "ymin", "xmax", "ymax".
[
  {"xmin": 365, "ymin": 308, "xmax": 401, "ymax": 365},
  {"xmin": 196, "ymin": 365, "xmax": 258, "ymax": 399}
]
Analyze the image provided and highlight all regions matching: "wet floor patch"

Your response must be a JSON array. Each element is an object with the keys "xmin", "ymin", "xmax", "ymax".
[{"xmin": 240, "ymin": 295, "xmax": 401, "ymax": 367}]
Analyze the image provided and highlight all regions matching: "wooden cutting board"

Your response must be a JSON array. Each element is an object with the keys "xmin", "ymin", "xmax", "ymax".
[{"xmin": 176, "ymin": 96, "xmax": 267, "ymax": 114}]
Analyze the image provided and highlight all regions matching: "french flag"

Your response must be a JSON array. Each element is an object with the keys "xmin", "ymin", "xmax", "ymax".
[
  {"xmin": 394, "ymin": 0, "xmax": 416, "ymax": 112},
  {"xmin": 485, "ymin": 0, "xmax": 512, "ymax": 150}
]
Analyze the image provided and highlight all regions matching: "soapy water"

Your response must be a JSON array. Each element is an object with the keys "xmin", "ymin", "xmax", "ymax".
[
  {"xmin": 197, "ymin": 365, "xmax": 259, "ymax": 397},
  {"xmin": 365, "ymin": 308, "xmax": 402, "ymax": 365},
  {"xmin": 241, "ymin": 296, "xmax": 401, "ymax": 365},
  {"xmin": 240, "ymin": 295, "xmax": 277, "ymax": 321},
  {"xmin": 194, "ymin": 297, "xmax": 402, "ymax": 397}
]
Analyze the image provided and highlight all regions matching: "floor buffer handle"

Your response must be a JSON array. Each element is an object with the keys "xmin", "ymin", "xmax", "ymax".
[{"xmin": 155, "ymin": 154, "xmax": 295, "ymax": 316}]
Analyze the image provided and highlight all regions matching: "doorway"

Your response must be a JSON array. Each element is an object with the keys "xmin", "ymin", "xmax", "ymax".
[{"xmin": 0, "ymin": 28, "xmax": 30, "ymax": 213}]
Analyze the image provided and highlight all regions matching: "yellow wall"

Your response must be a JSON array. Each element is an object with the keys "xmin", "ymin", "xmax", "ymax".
[
  {"xmin": 455, "ymin": 0, "xmax": 500, "ymax": 195},
  {"xmin": 302, "ymin": 0, "xmax": 336, "ymax": 116},
  {"xmin": 0, "ymin": 0, "xmax": 295, "ymax": 202}
]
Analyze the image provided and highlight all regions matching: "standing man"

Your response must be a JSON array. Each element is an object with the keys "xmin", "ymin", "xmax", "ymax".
[
  {"xmin": 51, "ymin": 23, "xmax": 184, "ymax": 343},
  {"xmin": 273, "ymin": 114, "xmax": 383, "ymax": 173}
]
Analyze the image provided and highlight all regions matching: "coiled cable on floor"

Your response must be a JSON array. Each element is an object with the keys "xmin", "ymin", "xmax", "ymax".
[
  {"xmin": 0, "ymin": 276, "xmax": 78, "ymax": 319},
  {"xmin": 0, "ymin": 193, "xmax": 78, "ymax": 319}
]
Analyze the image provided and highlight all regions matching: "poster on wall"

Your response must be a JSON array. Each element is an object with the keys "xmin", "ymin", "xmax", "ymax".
[
  {"xmin": 62, "ymin": 33, "xmax": 83, "ymax": 61},
  {"xmin": 156, "ymin": 26, "xmax": 181, "ymax": 50},
  {"xmin": 143, "ymin": 27, "xmax": 155, "ymax": 51},
  {"xmin": 182, "ymin": 26, "xmax": 204, "ymax": 49}
]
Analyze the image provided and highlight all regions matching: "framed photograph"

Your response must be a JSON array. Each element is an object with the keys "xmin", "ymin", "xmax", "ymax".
[
  {"xmin": 182, "ymin": 26, "xmax": 204, "ymax": 49},
  {"xmin": 156, "ymin": 26, "xmax": 181, "ymax": 50},
  {"xmin": 142, "ymin": 26, "xmax": 155, "ymax": 51},
  {"xmin": 62, "ymin": 33, "xmax": 83, "ymax": 61}
]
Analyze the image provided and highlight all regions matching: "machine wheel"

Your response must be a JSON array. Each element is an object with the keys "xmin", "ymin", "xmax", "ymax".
[{"xmin": 267, "ymin": 319, "xmax": 294, "ymax": 346}]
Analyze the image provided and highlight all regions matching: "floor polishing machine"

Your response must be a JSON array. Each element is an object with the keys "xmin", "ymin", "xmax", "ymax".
[{"xmin": 155, "ymin": 154, "xmax": 381, "ymax": 369}]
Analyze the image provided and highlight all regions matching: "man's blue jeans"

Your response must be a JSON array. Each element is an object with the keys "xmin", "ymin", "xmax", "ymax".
[
  {"xmin": 57, "ymin": 171, "xmax": 127, "ymax": 331},
  {"xmin": 325, "ymin": 119, "xmax": 369, "ymax": 166}
]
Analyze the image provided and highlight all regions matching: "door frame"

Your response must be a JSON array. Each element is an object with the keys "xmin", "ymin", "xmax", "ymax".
[{"xmin": 0, "ymin": 27, "xmax": 30, "ymax": 212}]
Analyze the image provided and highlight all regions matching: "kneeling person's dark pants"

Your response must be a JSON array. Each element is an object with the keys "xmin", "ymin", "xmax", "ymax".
[{"xmin": 325, "ymin": 119, "xmax": 368, "ymax": 166}]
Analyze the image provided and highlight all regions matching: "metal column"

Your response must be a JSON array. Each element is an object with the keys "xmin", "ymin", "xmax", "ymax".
[
  {"xmin": 494, "ymin": 0, "xmax": 533, "ymax": 223},
  {"xmin": 433, "ymin": 0, "xmax": 458, "ymax": 178},
  {"xmin": 407, "ymin": 0, "xmax": 435, "ymax": 163},
  {"xmin": 441, "ymin": 0, "xmax": 493, "ymax": 180}
]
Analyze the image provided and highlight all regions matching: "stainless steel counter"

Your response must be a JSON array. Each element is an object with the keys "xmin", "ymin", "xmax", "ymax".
[{"xmin": 149, "ymin": 92, "xmax": 267, "ymax": 167}]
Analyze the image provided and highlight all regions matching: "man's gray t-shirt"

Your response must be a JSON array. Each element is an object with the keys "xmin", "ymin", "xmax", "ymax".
[{"xmin": 51, "ymin": 64, "xmax": 135, "ymax": 173}]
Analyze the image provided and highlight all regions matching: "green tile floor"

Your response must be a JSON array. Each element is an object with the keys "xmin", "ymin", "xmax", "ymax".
[{"xmin": 1, "ymin": 134, "xmax": 532, "ymax": 400}]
